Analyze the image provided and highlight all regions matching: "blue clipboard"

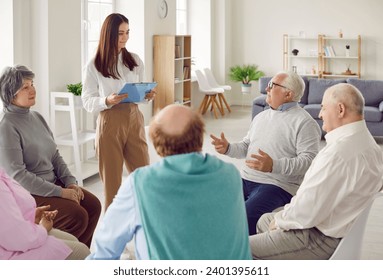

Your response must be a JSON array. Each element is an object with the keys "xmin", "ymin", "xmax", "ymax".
[{"xmin": 118, "ymin": 82, "xmax": 157, "ymax": 103}]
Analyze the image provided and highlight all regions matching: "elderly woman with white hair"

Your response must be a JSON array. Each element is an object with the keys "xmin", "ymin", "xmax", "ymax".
[{"xmin": 0, "ymin": 65, "xmax": 101, "ymax": 248}]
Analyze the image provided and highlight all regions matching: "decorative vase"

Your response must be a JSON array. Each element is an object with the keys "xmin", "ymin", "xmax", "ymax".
[
  {"xmin": 346, "ymin": 45, "xmax": 350, "ymax": 57},
  {"xmin": 241, "ymin": 83, "xmax": 252, "ymax": 94},
  {"xmin": 73, "ymin": 95, "xmax": 83, "ymax": 107}
]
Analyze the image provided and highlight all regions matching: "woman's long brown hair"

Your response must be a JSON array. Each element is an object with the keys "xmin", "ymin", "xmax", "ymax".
[{"xmin": 94, "ymin": 13, "xmax": 138, "ymax": 79}]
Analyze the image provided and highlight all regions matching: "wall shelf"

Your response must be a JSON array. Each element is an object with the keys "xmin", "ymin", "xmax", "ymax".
[
  {"xmin": 320, "ymin": 34, "xmax": 361, "ymax": 78},
  {"xmin": 283, "ymin": 34, "xmax": 361, "ymax": 78},
  {"xmin": 50, "ymin": 92, "xmax": 98, "ymax": 186}
]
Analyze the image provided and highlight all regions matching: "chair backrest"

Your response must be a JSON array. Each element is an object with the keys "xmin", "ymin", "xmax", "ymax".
[
  {"xmin": 329, "ymin": 192, "xmax": 383, "ymax": 260},
  {"xmin": 203, "ymin": 68, "xmax": 220, "ymax": 88},
  {"xmin": 195, "ymin": 69, "xmax": 223, "ymax": 93},
  {"xmin": 203, "ymin": 68, "xmax": 231, "ymax": 91}
]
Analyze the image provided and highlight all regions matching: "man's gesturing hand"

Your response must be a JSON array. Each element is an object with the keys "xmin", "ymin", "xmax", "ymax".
[{"xmin": 210, "ymin": 132, "xmax": 229, "ymax": 154}]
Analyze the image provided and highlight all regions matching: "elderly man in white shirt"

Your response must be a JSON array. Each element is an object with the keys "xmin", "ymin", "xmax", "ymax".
[{"xmin": 249, "ymin": 83, "xmax": 383, "ymax": 259}]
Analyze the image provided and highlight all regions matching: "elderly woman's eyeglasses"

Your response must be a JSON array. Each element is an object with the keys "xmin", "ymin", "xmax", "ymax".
[{"xmin": 268, "ymin": 80, "xmax": 290, "ymax": 91}]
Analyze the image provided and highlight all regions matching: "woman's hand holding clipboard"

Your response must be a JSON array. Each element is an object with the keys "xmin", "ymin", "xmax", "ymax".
[{"xmin": 118, "ymin": 82, "xmax": 157, "ymax": 103}]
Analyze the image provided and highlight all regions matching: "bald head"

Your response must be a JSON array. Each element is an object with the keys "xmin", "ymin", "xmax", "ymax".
[
  {"xmin": 325, "ymin": 83, "xmax": 364, "ymax": 116},
  {"xmin": 319, "ymin": 83, "xmax": 364, "ymax": 133},
  {"xmin": 149, "ymin": 104, "xmax": 205, "ymax": 157},
  {"xmin": 153, "ymin": 104, "xmax": 194, "ymax": 135}
]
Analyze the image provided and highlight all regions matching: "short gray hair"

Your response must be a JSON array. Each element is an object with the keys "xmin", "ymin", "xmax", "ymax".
[
  {"xmin": 0, "ymin": 65, "xmax": 35, "ymax": 109},
  {"xmin": 327, "ymin": 83, "xmax": 365, "ymax": 116},
  {"xmin": 278, "ymin": 71, "xmax": 305, "ymax": 102}
]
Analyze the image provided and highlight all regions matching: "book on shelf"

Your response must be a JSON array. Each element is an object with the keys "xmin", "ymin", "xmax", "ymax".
[
  {"xmin": 329, "ymin": 46, "xmax": 336, "ymax": 56},
  {"xmin": 175, "ymin": 45, "xmax": 181, "ymax": 58},
  {"xmin": 325, "ymin": 46, "xmax": 336, "ymax": 57},
  {"xmin": 183, "ymin": 66, "xmax": 189, "ymax": 79},
  {"xmin": 324, "ymin": 47, "xmax": 330, "ymax": 57},
  {"xmin": 324, "ymin": 46, "xmax": 336, "ymax": 57}
]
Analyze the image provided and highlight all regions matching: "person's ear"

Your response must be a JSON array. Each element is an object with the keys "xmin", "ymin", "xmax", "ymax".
[
  {"xmin": 285, "ymin": 90, "xmax": 293, "ymax": 101},
  {"xmin": 338, "ymin": 103, "xmax": 346, "ymax": 118}
]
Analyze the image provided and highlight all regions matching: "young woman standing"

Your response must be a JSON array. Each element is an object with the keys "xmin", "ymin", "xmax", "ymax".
[{"xmin": 82, "ymin": 13, "xmax": 155, "ymax": 210}]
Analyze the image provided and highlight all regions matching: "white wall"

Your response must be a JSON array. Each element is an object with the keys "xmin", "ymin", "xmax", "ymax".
[
  {"xmin": 47, "ymin": 0, "xmax": 82, "ymax": 93},
  {"xmin": 0, "ymin": 0, "xmax": 14, "ymax": 72},
  {"xmin": 209, "ymin": 0, "xmax": 232, "ymax": 106},
  {"xmin": 116, "ymin": 0, "xmax": 145, "ymax": 60},
  {"xmin": 189, "ymin": 0, "xmax": 211, "ymax": 70},
  {"xmin": 211, "ymin": 0, "xmax": 231, "ymax": 82},
  {"xmin": 13, "ymin": 0, "xmax": 32, "ymax": 67},
  {"xmin": 0, "ymin": 0, "xmax": 14, "ymax": 112},
  {"xmin": 227, "ymin": 0, "xmax": 383, "ymax": 105}
]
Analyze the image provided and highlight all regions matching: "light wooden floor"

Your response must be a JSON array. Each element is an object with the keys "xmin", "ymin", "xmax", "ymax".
[{"xmin": 84, "ymin": 105, "xmax": 383, "ymax": 259}]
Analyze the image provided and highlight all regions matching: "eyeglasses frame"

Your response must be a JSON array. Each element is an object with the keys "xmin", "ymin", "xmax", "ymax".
[{"xmin": 268, "ymin": 80, "xmax": 291, "ymax": 91}]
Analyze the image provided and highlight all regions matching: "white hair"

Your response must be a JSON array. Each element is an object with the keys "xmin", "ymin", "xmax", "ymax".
[{"xmin": 276, "ymin": 71, "xmax": 305, "ymax": 102}]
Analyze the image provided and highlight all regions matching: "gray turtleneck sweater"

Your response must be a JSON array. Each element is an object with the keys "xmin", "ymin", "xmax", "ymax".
[{"xmin": 0, "ymin": 104, "xmax": 76, "ymax": 197}]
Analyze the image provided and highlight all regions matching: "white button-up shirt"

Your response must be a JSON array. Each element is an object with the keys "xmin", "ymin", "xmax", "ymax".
[
  {"xmin": 275, "ymin": 120, "xmax": 383, "ymax": 238},
  {"xmin": 82, "ymin": 52, "xmax": 144, "ymax": 114}
]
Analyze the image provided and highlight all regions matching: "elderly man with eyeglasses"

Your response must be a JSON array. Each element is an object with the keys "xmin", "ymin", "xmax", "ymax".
[{"xmin": 211, "ymin": 71, "xmax": 321, "ymax": 235}]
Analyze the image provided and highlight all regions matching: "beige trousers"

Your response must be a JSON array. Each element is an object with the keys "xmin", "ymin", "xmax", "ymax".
[
  {"xmin": 49, "ymin": 229, "xmax": 90, "ymax": 260},
  {"xmin": 96, "ymin": 103, "xmax": 149, "ymax": 210},
  {"xmin": 249, "ymin": 212, "xmax": 340, "ymax": 260}
]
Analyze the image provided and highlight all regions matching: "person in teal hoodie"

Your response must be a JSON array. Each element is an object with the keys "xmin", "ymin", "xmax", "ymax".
[{"xmin": 88, "ymin": 104, "xmax": 251, "ymax": 260}]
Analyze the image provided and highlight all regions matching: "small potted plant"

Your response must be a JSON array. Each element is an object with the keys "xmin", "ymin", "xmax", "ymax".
[
  {"xmin": 229, "ymin": 64, "xmax": 264, "ymax": 94},
  {"xmin": 66, "ymin": 82, "xmax": 82, "ymax": 106},
  {"xmin": 67, "ymin": 82, "xmax": 82, "ymax": 96}
]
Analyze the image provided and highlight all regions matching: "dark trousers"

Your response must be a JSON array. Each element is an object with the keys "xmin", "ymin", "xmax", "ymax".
[
  {"xmin": 33, "ymin": 188, "xmax": 101, "ymax": 247},
  {"xmin": 242, "ymin": 179, "xmax": 292, "ymax": 235}
]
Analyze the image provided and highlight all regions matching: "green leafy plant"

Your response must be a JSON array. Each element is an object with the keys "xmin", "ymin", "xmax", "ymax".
[
  {"xmin": 229, "ymin": 64, "xmax": 264, "ymax": 84},
  {"xmin": 66, "ymin": 82, "xmax": 82, "ymax": 96}
]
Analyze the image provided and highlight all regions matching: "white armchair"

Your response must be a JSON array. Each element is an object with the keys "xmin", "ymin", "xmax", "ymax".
[{"xmin": 330, "ymin": 192, "xmax": 383, "ymax": 259}]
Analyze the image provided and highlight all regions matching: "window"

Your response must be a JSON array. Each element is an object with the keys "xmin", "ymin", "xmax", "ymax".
[
  {"xmin": 183, "ymin": 0, "xmax": 211, "ymax": 70},
  {"xmin": 82, "ymin": 0, "xmax": 114, "ymax": 67},
  {"xmin": 176, "ymin": 0, "xmax": 187, "ymax": 35}
]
